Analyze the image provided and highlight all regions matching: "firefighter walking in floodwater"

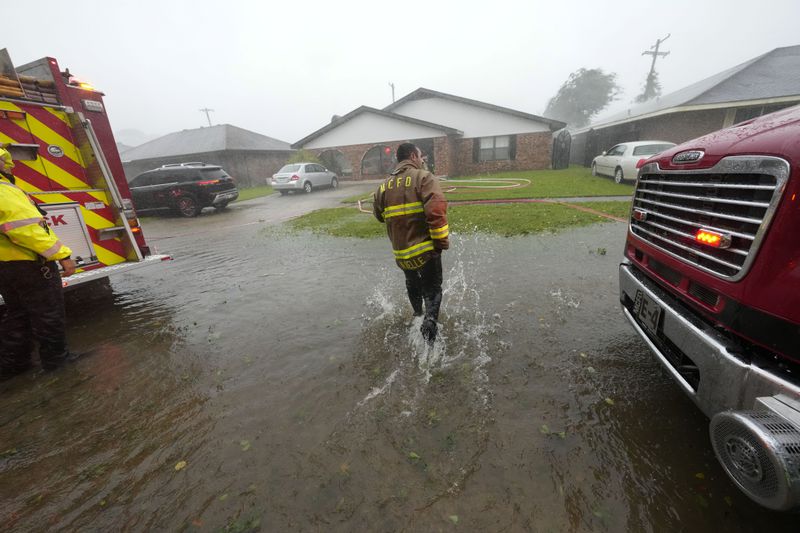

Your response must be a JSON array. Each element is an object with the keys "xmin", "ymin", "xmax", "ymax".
[
  {"xmin": 373, "ymin": 142, "xmax": 449, "ymax": 344},
  {"xmin": 0, "ymin": 146, "xmax": 76, "ymax": 380}
]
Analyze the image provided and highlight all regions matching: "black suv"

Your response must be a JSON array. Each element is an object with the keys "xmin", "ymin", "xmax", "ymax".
[{"xmin": 129, "ymin": 163, "xmax": 239, "ymax": 217}]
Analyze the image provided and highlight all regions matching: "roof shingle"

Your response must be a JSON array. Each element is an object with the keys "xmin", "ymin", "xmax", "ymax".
[{"xmin": 121, "ymin": 124, "xmax": 292, "ymax": 161}]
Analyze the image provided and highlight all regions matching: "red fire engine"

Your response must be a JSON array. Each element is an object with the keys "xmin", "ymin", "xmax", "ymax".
[
  {"xmin": 0, "ymin": 48, "xmax": 169, "ymax": 295},
  {"xmin": 620, "ymin": 104, "xmax": 800, "ymax": 510}
]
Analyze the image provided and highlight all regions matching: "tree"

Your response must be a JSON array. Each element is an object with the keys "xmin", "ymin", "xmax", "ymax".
[
  {"xmin": 544, "ymin": 68, "xmax": 621, "ymax": 128},
  {"xmin": 635, "ymin": 70, "xmax": 663, "ymax": 103}
]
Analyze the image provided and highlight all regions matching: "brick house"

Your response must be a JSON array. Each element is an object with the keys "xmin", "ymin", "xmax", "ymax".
[
  {"xmin": 292, "ymin": 88, "xmax": 565, "ymax": 179},
  {"xmin": 120, "ymin": 124, "xmax": 294, "ymax": 188},
  {"xmin": 570, "ymin": 45, "xmax": 800, "ymax": 166}
]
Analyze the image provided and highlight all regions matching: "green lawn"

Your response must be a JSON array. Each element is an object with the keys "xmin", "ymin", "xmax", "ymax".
[
  {"xmin": 289, "ymin": 208, "xmax": 385, "ymax": 238},
  {"xmin": 443, "ymin": 166, "xmax": 633, "ymax": 201},
  {"xmin": 289, "ymin": 200, "xmax": 631, "ymax": 238},
  {"xmin": 341, "ymin": 166, "xmax": 632, "ymax": 203},
  {"xmin": 233, "ymin": 185, "xmax": 274, "ymax": 202},
  {"xmin": 579, "ymin": 199, "xmax": 633, "ymax": 219}
]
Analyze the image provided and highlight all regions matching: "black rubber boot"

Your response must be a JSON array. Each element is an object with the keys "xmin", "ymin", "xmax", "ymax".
[{"xmin": 420, "ymin": 317, "xmax": 438, "ymax": 345}]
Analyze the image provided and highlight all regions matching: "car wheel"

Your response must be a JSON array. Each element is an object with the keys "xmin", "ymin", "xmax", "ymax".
[
  {"xmin": 303, "ymin": 181, "xmax": 312, "ymax": 194},
  {"xmin": 614, "ymin": 167, "xmax": 624, "ymax": 184},
  {"xmin": 279, "ymin": 190, "xmax": 289, "ymax": 196},
  {"xmin": 591, "ymin": 162, "xmax": 598, "ymax": 176},
  {"xmin": 330, "ymin": 176, "xmax": 339, "ymax": 190},
  {"xmin": 175, "ymin": 195, "xmax": 200, "ymax": 217}
]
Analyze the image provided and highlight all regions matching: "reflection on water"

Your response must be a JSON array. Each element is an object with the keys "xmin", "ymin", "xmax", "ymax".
[{"xmin": 0, "ymin": 225, "xmax": 796, "ymax": 531}]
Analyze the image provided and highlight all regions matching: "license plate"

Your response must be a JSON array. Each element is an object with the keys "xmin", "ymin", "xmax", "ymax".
[{"xmin": 634, "ymin": 290, "xmax": 662, "ymax": 337}]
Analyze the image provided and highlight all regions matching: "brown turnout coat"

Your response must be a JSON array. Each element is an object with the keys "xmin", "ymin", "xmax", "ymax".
[{"xmin": 373, "ymin": 160, "xmax": 449, "ymax": 270}]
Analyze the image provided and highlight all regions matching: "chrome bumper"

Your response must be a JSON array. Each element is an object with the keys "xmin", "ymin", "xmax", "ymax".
[
  {"xmin": 619, "ymin": 261, "xmax": 800, "ymax": 417},
  {"xmin": 213, "ymin": 190, "xmax": 239, "ymax": 204}
]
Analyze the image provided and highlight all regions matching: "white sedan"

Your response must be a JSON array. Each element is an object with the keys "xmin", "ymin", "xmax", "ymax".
[
  {"xmin": 591, "ymin": 141, "xmax": 676, "ymax": 183},
  {"xmin": 271, "ymin": 162, "xmax": 339, "ymax": 195}
]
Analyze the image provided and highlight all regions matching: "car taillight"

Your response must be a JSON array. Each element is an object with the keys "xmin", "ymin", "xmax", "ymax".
[
  {"xmin": 635, "ymin": 158, "xmax": 648, "ymax": 169},
  {"xmin": 290, "ymin": 175, "xmax": 300, "ymax": 181},
  {"xmin": 198, "ymin": 179, "xmax": 220, "ymax": 185}
]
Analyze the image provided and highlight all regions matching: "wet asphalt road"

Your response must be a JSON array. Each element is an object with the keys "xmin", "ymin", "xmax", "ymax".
[{"xmin": 0, "ymin": 185, "xmax": 797, "ymax": 531}]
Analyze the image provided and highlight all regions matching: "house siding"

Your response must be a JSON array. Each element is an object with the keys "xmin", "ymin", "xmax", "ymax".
[
  {"xmin": 389, "ymin": 97, "xmax": 551, "ymax": 137},
  {"xmin": 303, "ymin": 113, "xmax": 449, "ymax": 149}
]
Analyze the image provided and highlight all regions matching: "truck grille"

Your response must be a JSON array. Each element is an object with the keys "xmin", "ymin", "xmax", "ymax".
[{"xmin": 631, "ymin": 156, "xmax": 790, "ymax": 280}]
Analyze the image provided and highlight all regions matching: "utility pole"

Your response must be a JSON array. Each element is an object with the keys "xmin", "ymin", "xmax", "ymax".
[
  {"xmin": 641, "ymin": 34, "xmax": 670, "ymax": 99},
  {"xmin": 199, "ymin": 107, "xmax": 215, "ymax": 127},
  {"xmin": 388, "ymin": 82, "xmax": 395, "ymax": 103}
]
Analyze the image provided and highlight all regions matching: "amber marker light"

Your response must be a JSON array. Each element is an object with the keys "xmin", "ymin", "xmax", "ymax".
[{"xmin": 695, "ymin": 228, "xmax": 732, "ymax": 249}]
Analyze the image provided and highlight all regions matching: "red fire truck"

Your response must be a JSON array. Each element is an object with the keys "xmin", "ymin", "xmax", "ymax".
[
  {"xmin": 620, "ymin": 104, "xmax": 800, "ymax": 511},
  {"xmin": 0, "ymin": 48, "xmax": 168, "ymax": 296}
]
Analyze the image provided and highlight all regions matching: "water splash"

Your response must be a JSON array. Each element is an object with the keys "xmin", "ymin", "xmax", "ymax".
[
  {"xmin": 355, "ymin": 232, "xmax": 496, "ymax": 411},
  {"xmin": 357, "ymin": 368, "xmax": 399, "ymax": 407}
]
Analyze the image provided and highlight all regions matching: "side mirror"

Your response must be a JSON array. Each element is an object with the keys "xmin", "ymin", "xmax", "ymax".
[{"xmin": 601, "ymin": 151, "xmax": 607, "ymax": 156}]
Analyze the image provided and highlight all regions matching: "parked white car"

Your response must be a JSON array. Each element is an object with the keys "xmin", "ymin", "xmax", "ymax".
[
  {"xmin": 591, "ymin": 141, "xmax": 676, "ymax": 183},
  {"xmin": 271, "ymin": 162, "xmax": 339, "ymax": 195}
]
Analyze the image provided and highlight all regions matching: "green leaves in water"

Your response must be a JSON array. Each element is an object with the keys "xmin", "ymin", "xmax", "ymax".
[
  {"xmin": 540, "ymin": 424, "xmax": 566, "ymax": 439},
  {"xmin": 222, "ymin": 515, "xmax": 261, "ymax": 533},
  {"xmin": 0, "ymin": 448, "xmax": 18, "ymax": 459}
]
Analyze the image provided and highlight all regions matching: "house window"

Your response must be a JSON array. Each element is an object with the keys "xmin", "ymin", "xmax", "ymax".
[{"xmin": 476, "ymin": 135, "xmax": 515, "ymax": 162}]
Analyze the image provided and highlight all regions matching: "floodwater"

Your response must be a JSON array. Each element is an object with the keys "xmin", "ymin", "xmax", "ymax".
[{"xmin": 1, "ymin": 192, "xmax": 797, "ymax": 532}]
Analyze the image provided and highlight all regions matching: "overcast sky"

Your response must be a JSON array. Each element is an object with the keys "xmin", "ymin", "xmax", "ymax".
[{"xmin": 6, "ymin": 0, "xmax": 798, "ymax": 145}]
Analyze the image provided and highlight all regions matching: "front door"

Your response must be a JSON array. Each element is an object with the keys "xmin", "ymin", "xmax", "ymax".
[{"xmin": 413, "ymin": 138, "xmax": 435, "ymax": 173}]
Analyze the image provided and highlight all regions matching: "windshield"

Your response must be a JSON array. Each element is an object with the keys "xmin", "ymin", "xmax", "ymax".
[
  {"xmin": 199, "ymin": 168, "xmax": 228, "ymax": 179},
  {"xmin": 278, "ymin": 164, "xmax": 301, "ymax": 173},
  {"xmin": 632, "ymin": 144, "xmax": 675, "ymax": 156}
]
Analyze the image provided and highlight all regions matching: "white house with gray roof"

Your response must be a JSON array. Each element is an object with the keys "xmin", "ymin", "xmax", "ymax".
[{"xmin": 293, "ymin": 88, "xmax": 565, "ymax": 179}]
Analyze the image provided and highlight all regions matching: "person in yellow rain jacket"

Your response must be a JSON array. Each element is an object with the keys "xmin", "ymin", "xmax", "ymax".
[
  {"xmin": 373, "ymin": 143, "xmax": 450, "ymax": 344},
  {"xmin": 0, "ymin": 147, "xmax": 77, "ymax": 380},
  {"xmin": 0, "ymin": 144, "xmax": 13, "ymax": 182}
]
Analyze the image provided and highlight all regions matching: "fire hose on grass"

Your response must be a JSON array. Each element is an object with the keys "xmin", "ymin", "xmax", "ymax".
[
  {"xmin": 355, "ymin": 176, "xmax": 625, "ymax": 222},
  {"xmin": 356, "ymin": 177, "xmax": 532, "ymax": 213}
]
